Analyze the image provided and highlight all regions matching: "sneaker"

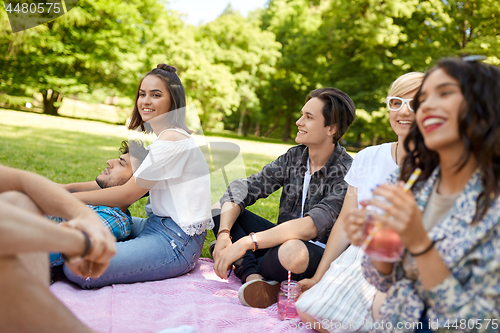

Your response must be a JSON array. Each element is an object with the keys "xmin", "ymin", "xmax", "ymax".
[
  {"xmin": 238, "ymin": 279, "xmax": 280, "ymax": 308},
  {"xmin": 208, "ymin": 240, "xmax": 216, "ymax": 258}
]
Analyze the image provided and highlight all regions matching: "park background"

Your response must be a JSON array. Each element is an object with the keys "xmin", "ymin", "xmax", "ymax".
[{"xmin": 1, "ymin": 0, "xmax": 500, "ymax": 256}]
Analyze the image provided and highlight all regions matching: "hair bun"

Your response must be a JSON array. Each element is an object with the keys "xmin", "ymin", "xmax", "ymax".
[{"xmin": 157, "ymin": 64, "xmax": 177, "ymax": 73}]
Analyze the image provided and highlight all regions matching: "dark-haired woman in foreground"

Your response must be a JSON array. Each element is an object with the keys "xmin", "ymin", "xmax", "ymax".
[
  {"xmin": 64, "ymin": 64, "xmax": 212, "ymax": 288},
  {"xmin": 345, "ymin": 57, "xmax": 500, "ymax": 332}
]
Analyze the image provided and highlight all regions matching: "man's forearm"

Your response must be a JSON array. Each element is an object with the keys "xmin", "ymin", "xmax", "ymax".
[
  {"xmin": 62, "ymin": 181, "xmax": 101, "ymax": 193},
  {"xmin": 219, "ymin": 201, "xmax": 241, "ymax": 233},
  {"xmin": 242, "ymin": 216, "xmax": 318, "ymax": 251}
]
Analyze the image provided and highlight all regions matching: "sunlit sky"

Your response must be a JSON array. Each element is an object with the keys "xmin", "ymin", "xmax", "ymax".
[{"xmin": 168, "ymin": 0, "xmax": 269, "ymax": 25}]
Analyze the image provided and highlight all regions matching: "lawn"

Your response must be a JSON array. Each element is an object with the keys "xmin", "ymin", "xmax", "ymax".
[{"xmin": 0, "ymin": 109, "xmax": 296, "ymax": 258}]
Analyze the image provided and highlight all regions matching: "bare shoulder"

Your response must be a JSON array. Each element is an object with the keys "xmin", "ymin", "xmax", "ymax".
[{"xmin": 157, "ymin": 129, "xmax": 190, "ymax": 142}]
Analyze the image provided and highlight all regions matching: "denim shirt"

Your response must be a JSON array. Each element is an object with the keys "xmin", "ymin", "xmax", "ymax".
[
  {"xmin": 362, "ymin": 167, "xmax": 500, "ymax": 332},
  {"xmin": 220, "ymin": 144, "xmax": 352, "ymax": 242}
]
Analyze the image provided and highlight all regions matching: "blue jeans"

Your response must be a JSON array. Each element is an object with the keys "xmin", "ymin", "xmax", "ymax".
[{"xmin": 64, "ymin": 214, "xmax": 206, "ymax": 289}]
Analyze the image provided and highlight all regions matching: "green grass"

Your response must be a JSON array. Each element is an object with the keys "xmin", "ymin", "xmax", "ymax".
[{"xmin": 0, "ymin": 109, "xmax": 283, "ymax": 258}]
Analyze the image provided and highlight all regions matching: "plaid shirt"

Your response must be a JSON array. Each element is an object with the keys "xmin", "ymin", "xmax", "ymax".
[
  {"xmin": 220, "ymin": 144, "xmax": 352, "ymax": 243},
  {"xmin": 49, "ymin": 206, "xmax": 131, "ymax": 267},
  {"xmin": 87, "ymin": 205, "xmax": 132, "ymax": 240}
]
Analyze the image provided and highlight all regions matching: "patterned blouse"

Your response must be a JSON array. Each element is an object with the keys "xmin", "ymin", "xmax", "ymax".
[{"xmin": 362, "ymin": 167, "xmax": 500, "ymax": 332}]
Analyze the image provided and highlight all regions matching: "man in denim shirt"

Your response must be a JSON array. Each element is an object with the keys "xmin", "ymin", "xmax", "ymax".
[
  {"xmin": 212, "ymin": 88, "xmax": 355, "ymax": 308},
  {"xmin": 50, "ymin": 140, "xmax": 147, "ymax": 266}
]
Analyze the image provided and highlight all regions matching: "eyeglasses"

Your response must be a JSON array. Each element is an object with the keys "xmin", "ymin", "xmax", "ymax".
[{"xmin": 386, "ymin": 97, "xmax": 415, "ymax": 112}]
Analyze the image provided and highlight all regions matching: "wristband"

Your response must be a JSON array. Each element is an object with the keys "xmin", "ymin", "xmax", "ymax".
[
  {"xmin": 249, "ymin": 232, "xmax": 258, "ymax": 252},
  {"xmin": 216, "ymin": 229, "xmax": 232, "ymax": 240},
  {"xmin": 62, "ymin": 231, "xmax": 91, "ymax": 262},
  {"xmin": 410, "ymin": 241, "xmax": 434, "ymax": 257}
]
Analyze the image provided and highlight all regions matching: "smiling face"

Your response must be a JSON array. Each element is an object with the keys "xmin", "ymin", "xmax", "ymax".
[
  {"xmin": 389, "ymin": 90, "xmax": 417, "ymax": 138},
  {"xmin": 95, "ymin": 153, "xmax": 133, "ymax": 189},
  {"xmin": 415, "ymin": 68, "xmax": 464, "ymax": 153},
  {"xmin": 295, "ymin": 97, "xmax": 335, "ymax": 147},
  {"xmin": 137, "ymin": 75, "xmax": 172, "ymax": 123}
]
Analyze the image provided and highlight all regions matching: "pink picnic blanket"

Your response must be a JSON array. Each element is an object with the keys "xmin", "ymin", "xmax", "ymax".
[{"xmin": 50, "ymin": 258, "xmax": 315, "ymax": 333}]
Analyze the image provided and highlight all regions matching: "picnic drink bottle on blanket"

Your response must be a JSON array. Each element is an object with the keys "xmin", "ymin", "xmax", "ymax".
[{"xmin": 65, "ymin": 64, "xmax": 212, "ymax": 289}]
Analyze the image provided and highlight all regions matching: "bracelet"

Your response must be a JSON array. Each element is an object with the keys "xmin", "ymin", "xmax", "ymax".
[
  {"xmin": 249, "ymin": 232, "xmax": 258, "ymax": 252},
  {"xmin": 216, "ymin": 229, "xmax": 232, "ymax": 240},
  {"xmin": 62, "ymin": 231, "xmax": 91, "ymax": 262},
  {"xmin": 410, "ymin": 241, "xmax": 434, "ymax": 257}
]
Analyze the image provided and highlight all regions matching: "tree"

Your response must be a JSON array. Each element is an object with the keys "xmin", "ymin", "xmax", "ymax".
[
  {"xmin": 195, "ymin": 9, "xmax": 281, "ymax": 134},
  {"xmin": 0, "ymin": 0, "xmax": 168, "ymax": 115},
  {"xmin": 394, "ymin": 0, "xmax": 500, "ymax": 71},
  {"xmin": 260, "ymin": 0, "xmax": 323, "ymax": 141}
]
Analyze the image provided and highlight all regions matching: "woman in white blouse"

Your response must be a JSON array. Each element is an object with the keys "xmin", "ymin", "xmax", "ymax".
[{"xmin": 65, "ymin": 64, "xmax": 212, "ymax": 288}]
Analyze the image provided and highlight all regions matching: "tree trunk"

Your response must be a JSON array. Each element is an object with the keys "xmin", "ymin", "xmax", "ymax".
[
  {"xmin": 355, "ymin": 133, "xmax": 362, "ymax": 148},
  {"xmin": 254, "ymin": 123, "xmax": 261, "ymax": 137},
  {"xmin": 281, "ymin": 113, "xmax": 292, "ymax": 142},
  {"xmin": 242, "ymin": 114, "xmax": 250, "ymax": 136},
  {"xmin": 264, "ymin": 110, "xmax": 284, "ymax": 138},
  {"xmin": 237, "ymin": 110, "xmax": 245, "ymax": 136},
  {"xmin": 41, "ymin": 89, "xmax": 61, "ymax": 115}
]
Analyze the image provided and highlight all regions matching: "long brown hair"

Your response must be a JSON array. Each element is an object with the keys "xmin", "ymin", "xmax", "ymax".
[
  {"xmin": 401, "ymin": 57, "xmax": 500, "ymax": 221},
  {"xmin": 127, "ymin": 64, "xmax": 192, "ymax": 133}
]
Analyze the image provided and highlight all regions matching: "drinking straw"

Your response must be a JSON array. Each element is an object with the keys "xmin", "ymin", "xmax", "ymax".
[
  {"xmin": 361, "ymin": 168, "xmax": 422, "ymax": 251},
  {"xmin": 287, "ymin": 270, "xmax": 291, "ymax": 301},
  {"xmin": 283, "ymin": 270, "xmax": 291, "ymax": 319}
]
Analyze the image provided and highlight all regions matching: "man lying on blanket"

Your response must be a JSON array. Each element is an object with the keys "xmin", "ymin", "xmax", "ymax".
[
  {"xmin": 0, "ymin": 165, "xmax": 116, "ymax": 333},
  {"xmin": 49, "ymin": 140, "xmax": 147, "ymax": 267}
]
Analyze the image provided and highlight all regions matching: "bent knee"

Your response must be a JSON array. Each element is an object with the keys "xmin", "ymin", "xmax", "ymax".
[
  {"xmin": 0, "ymin": 191, "xmax": 41, "ymax": 214},
  {"xmin": 0, "ymin": 191, "xmax": 28, "ymax": 204},
  {"xmin": 278, "ymin": 240, "xmax": 309, "ymax": 273}
]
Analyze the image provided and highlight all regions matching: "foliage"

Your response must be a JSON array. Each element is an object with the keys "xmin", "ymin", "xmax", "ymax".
[
  {"xmin": 0, "ymin": 0, "xmax": 167, "ymax": 114},
  {"xmin": 258, "ymin": 0, "xmax": 324, "ymax": 141},
  {"xmin": 1, "ymin": 0, "xmax": 500, "ymax": 144},
  {"xmin": 196, "ymin": 9, "xmax": 281, "ymax": 133}
]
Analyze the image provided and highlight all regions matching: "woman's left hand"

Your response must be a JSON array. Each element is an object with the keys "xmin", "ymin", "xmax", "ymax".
[{"xmin": 371, "ymin": 182, "xmax": 431, "ymax": 253}]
